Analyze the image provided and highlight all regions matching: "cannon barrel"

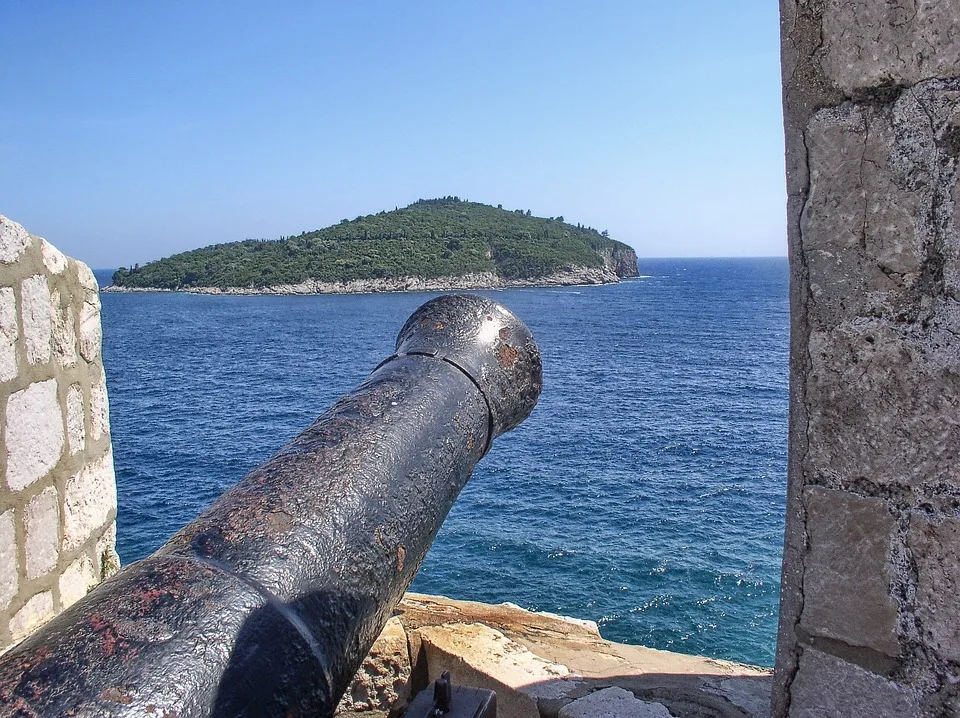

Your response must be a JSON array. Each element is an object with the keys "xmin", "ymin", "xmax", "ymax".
[{"xmin": 0, "ymin": 294, "xmax": 542, "ymax": 717}]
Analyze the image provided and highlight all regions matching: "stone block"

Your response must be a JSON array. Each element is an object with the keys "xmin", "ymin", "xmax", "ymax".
[
  {"xmin": 559, "ymin": 687, "xmax": 672, "ymax": 718},
  {"xmin": 907, "ymin": 514, "xmax": 960, "ymax": 662},
  {"xmin": 0, "ymin": 510, "xmax": 16, "ymax": 612},
  {"xmin": 0, "ymin": 215, "xmax": 31, "ymax": 264},
  {"xmin": 90, "ymin": 372, "xmax": 110, "ymax": 441},
  {"xmin": 66, "ymin": 383, "xmax": 85, "ymax": 455},
  {"xmin": 789, "ymin": 648, "xmax": 920, "ymax": 717},
  {"xmin": 78, "ymin": 292, "xmax": 101, "ymax": 362},
  {"xmin": 337, "ymin": 616, "xmax": 412, "ymax": 715},
  {"xmin": 0, "ymin": 286, "xmax": 17, "ymax": 383},
  {"xmin": 62, "ymin": 449, "xmax": 116, "ymax": 550},
  {"xmin": 51, "ymin": 291, "xmax": 77, "ymax": 367},
  {"xmin": 799, "ymin": 487, "xmax": 899, "ymax": 656},
  {"xmin": 21, "ymin": 274, "xmax": 54, "ymax": 366},
  {"xmin": 59, "ymin": 552, "xmax": 98, "ymax": 609},
  {"xmin": 9, "ymin": 591, "xmax": 54, "ymax": 644},
  {"xmin": 416, "ymin": 622, "xmax": 570, "ymax": 718},
  {"xmin": 40, "ymin": 238, "xmax": 68, "ymax": 275},
  {"xmin": 805, "ymin": 323, "xmax": 959, "ymax": 488},
  {"xmin": 75, "ymin": 261, "xmax": 98, "ymax": 292},
  {"xmin": 820, "ymin": 0, "xmax": 960, "ymax": 94},
  {"xmin": 5, "ymin": 379, "xmax": 64, "ymax": 491},
  {"xmin": 24, "ymin": 486, "xmax": 60, "ymax": 579}
]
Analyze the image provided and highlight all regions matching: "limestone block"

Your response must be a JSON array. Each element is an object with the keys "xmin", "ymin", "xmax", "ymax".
[
  {"xmin": 558, "ymin": 687, "xmax": 672, "ymax": 718},
  {"xmin": 66, "ymin": 383, "xmax": 85, "ymax": 455},
  {"xmin": 416, "ymin": 622, "xmax": 570, "ymax": 718},
  {"xmin": 40, "ymin": 238, "xmax": 68, "ymax": 275},
  {"xmin": 801, "ymin": 87, "xmax": 954, "ymax": 330},
  {"xmin": 9, "ymin": 591, "xmax": 54, "ymax": 644},
  {"xmin": 75, "ymin": 261, "xmax": 98, "ymax": 292},
  {"xmin": 51, "ymin": 291, "xmax": 77, "ymax": 368},
  {"xmin": 789, "ymin": 648, "xmax": 920, "ymax": 717},
  {"xmin": 20, "ymin": 275, "xmax": 52, "ymax": 365},
  {"xmin": 0, "ymin": 510, "xmax": 16, "ymax": 612},
  {"xmin": 24, "ymin": 486, "xmax": 60, "ymax": 579},
  {"xmin": 0, "ymin": 215, "xmax": 31, "ymax": 264},
  {"xmin": 59, "ymin": 552, "xmax": 98, "ymax": 609},
  {"xmin": 821, "ymin": 0, "xmax": 960, "ymax": 94},
  {"xmin": 62, "ymin": 449, "xmax": 116, "ymax": 551},
  {"xmin": 0, "ymin": 286, "xmax": 17, "ymax": 383},
  {"xmin": 799, "ymin": 487, "xmax": 899, "ymax": 656},
  {"xmin": 337, "ymin": 616, "xmax": 412, "ymax": 715},
  {"xmin": 908, "ymin": 515, "xmax": 960, "ymax": 662},
  {"xmin": 805, "ymin": 323, "xmax": 959, "ymax": 488},
  {"xmin": 89, "ymin": 372, "xmax": 110, "ymax": 441},
  {"xmin": 5, "ymin": 379, "xmax": 64, "ymax": 491},
  {"xmin": 78, "ymin": 291, "xmax": 101, "ymax": 362}
]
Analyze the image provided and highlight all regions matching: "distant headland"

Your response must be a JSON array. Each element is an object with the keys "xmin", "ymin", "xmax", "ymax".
[{"xmin": 106, "ymin": 197, "xmax": 639, "ymax": 295}]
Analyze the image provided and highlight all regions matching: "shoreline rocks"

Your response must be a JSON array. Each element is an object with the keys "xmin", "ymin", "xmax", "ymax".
[{"xmin": 102, "ymin": 266, "xmax": 631, "ymax": 296}]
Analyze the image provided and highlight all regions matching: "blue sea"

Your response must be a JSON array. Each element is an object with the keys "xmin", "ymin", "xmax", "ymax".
[{"xmin": 95, "ymin": 257, "xmax": 789, "ymax": 668}]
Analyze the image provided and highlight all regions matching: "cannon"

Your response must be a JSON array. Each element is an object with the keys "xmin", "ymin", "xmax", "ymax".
[{"xmin": 0, "ymin": 294, "xmax": 542, "ymax": 717}]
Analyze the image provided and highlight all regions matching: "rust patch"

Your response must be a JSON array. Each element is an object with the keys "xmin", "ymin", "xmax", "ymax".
[
  {"xmin": 397, "ymin": 545, "xmax": 406, "ymax": 572},
  {"xmin": 496, "ymin": 344, "xmax": 519, "ymax": 367},
  {"xmin": 467, "ymin": 435, "xmax": 475, "ymax": 450},
  {"xmin": 498, "ymin": 327, "xmax": 511, "ymax": 341},
  {"xmin": 266, "ymin": 511, "xmax": 294, "ymax": 532},
  {"xmin": 434, "ymin": 321, "xmax": 444, "ymax": 330},
  {"xmin": 100, "ymin": 685, "xmax": 134, "ymax": 704}
]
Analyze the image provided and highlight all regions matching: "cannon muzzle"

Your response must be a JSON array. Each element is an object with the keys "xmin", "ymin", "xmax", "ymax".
[{"xmin": 0, "ymin": 294, "xmax": 542, "ymax": 717}]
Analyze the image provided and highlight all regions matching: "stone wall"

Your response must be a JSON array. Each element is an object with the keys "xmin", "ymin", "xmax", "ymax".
[
  {"xmin": 777, "ymin": 2, "xmax": 960, "ymax": 716},
  {"xmin": 0, "ymin": 215, "xmax": 119, "ymax": 652}
]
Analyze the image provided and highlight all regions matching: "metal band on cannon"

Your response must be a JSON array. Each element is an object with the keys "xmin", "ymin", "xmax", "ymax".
[{"xmin": 0, "ymin": 294, "xmax": 542, "ymax": 718}]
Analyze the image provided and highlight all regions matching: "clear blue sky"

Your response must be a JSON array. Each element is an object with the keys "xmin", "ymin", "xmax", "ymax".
[{"xmin": 0, "ymin": 1, "xmax": 785, "ymax": 268}]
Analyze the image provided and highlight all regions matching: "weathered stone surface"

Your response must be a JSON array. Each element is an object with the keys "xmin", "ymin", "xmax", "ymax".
[
  {"xmin": 5, "ymin": 379, "xmax": 64, "ymax": 491},
  {"xmin": 90, "ymin": 372, "xmax": 109, "ymax": 441},
  {"xmin": 58, "ymin": 552, "xmax": 98, "ymax": 609},
  {"xmin": 62, "ymin": 449, "xmax": 116, "ymax": 550},
  {"xmin": 9, "ymin": 591, "xmax": 54, "ymax": 643},
  {"xmin": 96, "ymin": 521, "xmax": 120, "ymax": 577},
  {"xmin": 907, "ymin": 514, "xmax": 960, "ymax": 663},
  {"xmin": 789, "ymin": 649, "xmax": 920, "ymax": 718},
  {"xmin": 821, "ymin": 0, "xmax": 960, "ymax": 94},
  {"xmin": 416, "ymin": 622, "xmax": 569, "ymax": 718},
  {"xmin": 40, "ymin": 238, "xmax": 68, "ymax": 275},
  {"xmin": 51, "ymin": 291, "xmax": 77, "ymax": 367},
  {"xmin": 20, "ymin": 274, "xmax": 52, "ymax": 365},
  {"xmin": 0, "ymin": 510, "xmax": 16, "ymax": 612},
  {"xmin": 398, "ymin": 594, "xmax": 771, "ymax": 718},
  {"xmin": 337, "ymin": 616, "xmax": 411, "ymax": 716},
  {"xmin": 799, "ymin": 487, "xmax": 899, "ymax": 656},
  {"xmin": 78, "ymin": 290, "xmax": 101, "ymax": 362},
  {"xmin": 0, "ymin": 215, "xmax": 30, "ymax": 264},
  {"xmin": 558, "ymin": 687, "xmax": 672, "ymax": 718},
  {"xmin": 66, "ymin": 382, "xmax": 85, "ymax": 455},
  {"xmin": 0, "ymin": 286, "xmax": 17, "ymax": 382},
  {"xmin": 75, "ymin": 261, "xmax": 98, "ymax": 292},
  {"xmin": 24, "ymin": 487, "xmax": 60, "ymax": 579}
]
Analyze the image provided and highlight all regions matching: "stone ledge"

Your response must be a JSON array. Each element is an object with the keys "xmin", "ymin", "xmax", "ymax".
[{"xmin": 338, "ymin": 593, "xmax": 771, "ymax": 718}]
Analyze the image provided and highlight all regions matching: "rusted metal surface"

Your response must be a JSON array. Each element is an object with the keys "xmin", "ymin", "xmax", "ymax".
[{"xmin": 0, "ymin": 294, "xmax": 542, "ymax": 718}]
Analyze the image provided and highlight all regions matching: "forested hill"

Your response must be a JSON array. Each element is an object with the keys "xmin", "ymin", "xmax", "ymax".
[{"xmin": 110, "ymin": 198, "xmax": 639, "ymax": 290}]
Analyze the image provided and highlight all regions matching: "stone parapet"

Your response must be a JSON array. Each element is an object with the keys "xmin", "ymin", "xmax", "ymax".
[
  {"xmin": 778, "ymin": 2, "xmax": 960, "ymax": 715},
  {"xmin": 338, "ymin": 593, "xmax": 771, "ymax": 718},
  {"xmin": 0, "ymin": 215, "xmax": 119, "ymax": 652}
]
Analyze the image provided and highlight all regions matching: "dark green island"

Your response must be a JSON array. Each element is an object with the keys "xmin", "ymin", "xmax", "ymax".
[{"xmin": 108, "ymin": 198, "xmax": 639, "ymax": 294}]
